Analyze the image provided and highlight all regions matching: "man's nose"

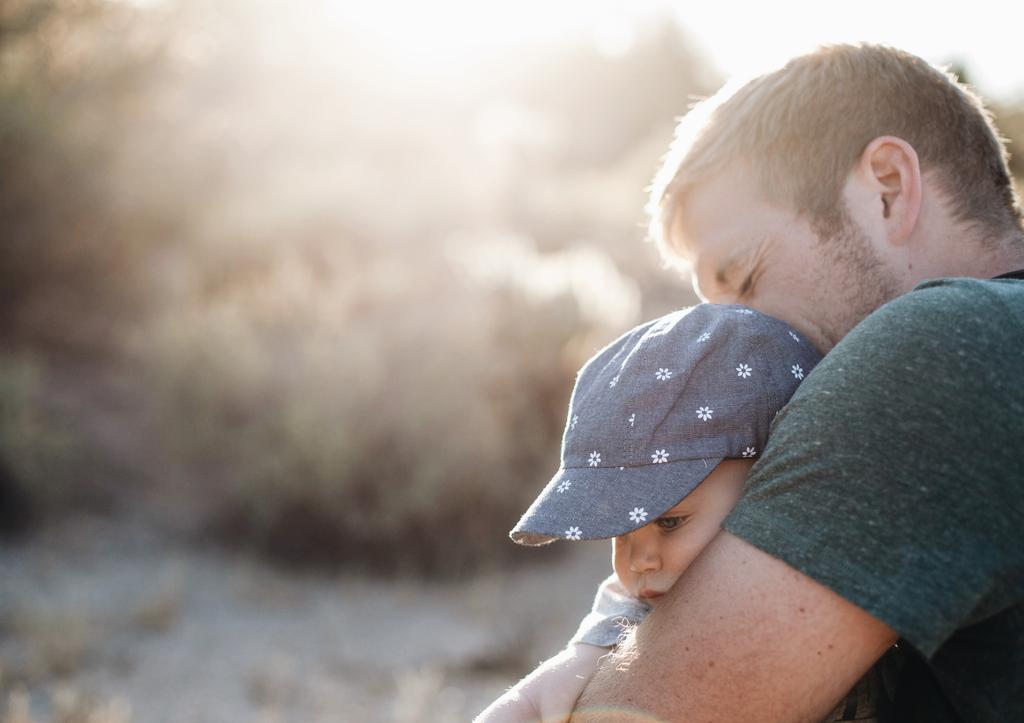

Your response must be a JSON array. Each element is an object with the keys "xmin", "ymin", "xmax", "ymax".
[{"xmin": 629, "ymin": 537, "xmax": 661, "ymax": 573}]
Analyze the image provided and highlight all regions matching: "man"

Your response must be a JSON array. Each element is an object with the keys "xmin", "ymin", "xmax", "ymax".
[{"xmin": 570, "ymin": 44, "xmax": 1024, "ymax": 722}]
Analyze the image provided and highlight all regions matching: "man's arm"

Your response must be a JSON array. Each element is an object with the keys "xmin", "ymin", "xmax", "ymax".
[{"xmin": 571, "ymin": 531, "xmax": 897, "ymax": 723}]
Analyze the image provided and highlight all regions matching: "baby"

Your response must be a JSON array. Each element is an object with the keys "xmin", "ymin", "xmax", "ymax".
[{"xmin": 477, "ymin": 304, "xmax": 890, "ymax": 722}]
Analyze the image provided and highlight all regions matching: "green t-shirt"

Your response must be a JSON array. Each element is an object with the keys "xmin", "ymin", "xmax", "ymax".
[{"xmin": 724, "ymin": 275, "xmax": 1024, "ymax": 723}]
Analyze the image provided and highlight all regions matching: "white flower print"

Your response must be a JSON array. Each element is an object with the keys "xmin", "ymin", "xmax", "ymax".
[
  {"xmin": 608, "ymin": 374, "xmax": 620, "ymax": 388},
  {"xmin": 557, "ymin": 480, "xmax": 572, "ymax": 493},
  {"xmin": 629, "ymin": 507, "xmax": 648, "ymax": 524},
  {"xmin": 742, "ymin": 446, "xmax": 756, "ymax": 458},
  {"xmin": 791, "ymin": 364, "xmax": 805, "ymax": 380},
  {"xmin": 651, "ymin": 449, "xmax": 669, "ymax": 463},
  {"xmin": 736, "ymin": 363, "xmax": 752, "ymax": 378},
  {"xmin": 697, "ymin": 332, "xmax": 711, "ymax": 343},
  {"xmin": 565, "ymin": 526, "xmax": 582, "ymax": 540},
  {"xmin": 655, "ymin": 368, "xmax": 672, "ymax": 381},
  {"xmin": 627, "ymin": 413, "xmax": 636, "ymax": 427},
  {"xmin": 734, "ymin": 308, "xmax": 755, "ymax": 315},
  {"xmin": 588, "ymin": 451, "xmax": 601, "ymax": 467},
  {"xmin": 696, "ymin": 406, "xmax": 714, "ymax": 421},
  {"xmin": 788, "ymin": 330, "xmax": 800, "ymax": 342},
  {"xmin": 571, "ymin": 415, "xmax": 579, "ymax": 430}
]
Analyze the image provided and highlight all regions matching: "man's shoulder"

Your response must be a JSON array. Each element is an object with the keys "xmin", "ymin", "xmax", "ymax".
[
  {"xmin": 881, "ymin": 273, "xmax": 1022, "ymax": 325},
  {"xmin": 824, "ymin": 274, "xmax": 1024, "ymax": 372},
  {"xmin": 907, "ymin": 273, "xmax": 1024, "ymax": 317},
  {"xmin": 778, "ymin": 272, "xmax": 1019, "ymax": 444}
]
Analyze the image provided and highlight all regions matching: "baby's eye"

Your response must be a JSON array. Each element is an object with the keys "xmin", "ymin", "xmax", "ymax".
[{"xmin": 655, "ymin": 516, "xmax": 687, "ymax": 531}]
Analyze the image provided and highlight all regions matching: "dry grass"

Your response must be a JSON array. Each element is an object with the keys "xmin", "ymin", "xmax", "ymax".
[
  {"xmin": 4, "ymin": 610, "xmax": 103, "ymax": 683},
  {"xmin": 1, "ymin": 561, "xmax": 185, "ymax": 689},
  {"xmin": 1, "ymin": 684, "xmax": 132, "ymax": 723},
  {"xmin": 391, "ymin": 667, "xmax": 463, "ymax": 723},
  {"xmin": 129, "ymin": 562, "xmax": 186, "ymax": 634}
]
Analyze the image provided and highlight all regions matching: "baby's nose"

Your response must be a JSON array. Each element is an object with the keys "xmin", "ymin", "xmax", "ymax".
[{"xmin": 629, "ymin": 538, "xmax": 661, "ymax": 573}]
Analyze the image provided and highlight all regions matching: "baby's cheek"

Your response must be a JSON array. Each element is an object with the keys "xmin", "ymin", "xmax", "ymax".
[
  {"xmin": 611, "ymin": 538, "xmax": 632, "ymax": 586},
  {"xmin": 664, "ymin": 538, "xmax": 705, "ymax": 578},
  {"xmin": 662, "ymin": 570, "xmax": 685, "ymax": 590}
]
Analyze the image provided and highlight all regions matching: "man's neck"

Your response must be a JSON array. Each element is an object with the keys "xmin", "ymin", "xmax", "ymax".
[
  {"xmin": 926, "ymin": 230, "xmax": 1024, "ymax": 282},
  {"xmin": 973, "ymin": 233, "xmax": 1024, "ymax": 279}
]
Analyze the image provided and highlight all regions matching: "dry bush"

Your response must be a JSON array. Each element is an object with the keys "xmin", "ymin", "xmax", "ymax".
[
  {"xmin": 1, "ymin": 0, "xmax": 703, "ymax": 571},
  {"xmin": 136, "ymin": 240, "xmax": 636, "ymax": 575},
  {"xmin": 0, "ymin": 357, "xmax": 97, "ymax": 534}
]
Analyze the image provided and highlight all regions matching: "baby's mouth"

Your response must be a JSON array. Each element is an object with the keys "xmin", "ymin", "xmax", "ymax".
[{"xmin": 638, "ymin": 588, "xmax": 665, "ymax": 601}]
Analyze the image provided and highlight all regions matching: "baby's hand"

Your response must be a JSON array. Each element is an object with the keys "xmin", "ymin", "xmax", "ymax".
[{"xmin": 474, "ymin": 643, "xmax": 607, "ymax": 723}]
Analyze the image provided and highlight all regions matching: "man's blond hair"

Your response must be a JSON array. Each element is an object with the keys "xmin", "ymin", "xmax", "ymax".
[{"xmin": 648, "ymin": 43, "xmax": 1023, "ymax": 264}]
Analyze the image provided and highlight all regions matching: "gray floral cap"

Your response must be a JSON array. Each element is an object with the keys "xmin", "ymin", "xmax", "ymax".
[{"xmin": 510, "ymin": 304, "xmax": 822, "ymax": 546}]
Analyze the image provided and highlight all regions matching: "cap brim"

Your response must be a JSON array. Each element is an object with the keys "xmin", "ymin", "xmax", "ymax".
[{"xmin": 509, "ymin": 456, "xmax": 725, "ymax": 546}]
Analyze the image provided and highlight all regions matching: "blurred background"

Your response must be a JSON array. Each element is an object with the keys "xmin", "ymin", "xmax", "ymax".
[{"xmin": 1, "ymin": 0, "xmax": 1022, "ymax": 720}]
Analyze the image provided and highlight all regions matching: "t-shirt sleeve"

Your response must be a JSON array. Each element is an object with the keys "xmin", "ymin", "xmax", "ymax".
[{"xmin": 723, "ymin": 278, "xmax": 1024, "ymax": 658}]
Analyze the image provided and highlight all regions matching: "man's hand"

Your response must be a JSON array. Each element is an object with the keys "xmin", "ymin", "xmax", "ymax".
[
  {"xmin": 476, "ymin": 643, "xmax": 608, "ymax": 723},
  {"xmin": 570, "ymin": 531, "xmax": 897, "ymax": 723}
]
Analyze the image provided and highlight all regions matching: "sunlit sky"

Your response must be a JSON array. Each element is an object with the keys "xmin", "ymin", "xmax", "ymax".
[
  {"xmin": 316, "ymin": 0, "xmax": 1024, "ymax": 100},
  {"xmin": 125, "ymin": 0, "xmax": 1024, "ymax": 100}
]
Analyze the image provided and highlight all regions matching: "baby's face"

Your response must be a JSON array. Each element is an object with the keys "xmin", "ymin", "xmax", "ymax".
[{"xmin": 612, "ymin": 458, "xmax": 753, "ymax": 602}]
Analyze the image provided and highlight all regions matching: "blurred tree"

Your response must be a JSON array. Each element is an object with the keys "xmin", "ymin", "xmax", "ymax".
[
  {"xmin": 479, "ymin": 20, "xmax": 714, "ymax": 315},
  {"xmin": 515, "ymin": 20, "xmax": 714, "ymax": 169},
  {"xmin": 0, "ymin": 0, "xmax": 173, "ymax": 352}
]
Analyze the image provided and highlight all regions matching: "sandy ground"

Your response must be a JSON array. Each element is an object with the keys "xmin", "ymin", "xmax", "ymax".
[
  {"xmin": 1, "ymin": 361, "xmax": 615, "ymax": 721},
  {"xmin": 0, "ymin": 515, "xmax": 612, "ymax": 722}
]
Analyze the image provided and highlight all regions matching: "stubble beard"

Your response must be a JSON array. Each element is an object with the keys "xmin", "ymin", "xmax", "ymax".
[{"xmin": 814, "ymin": 213, "xmax": 904, "ymax": 348}]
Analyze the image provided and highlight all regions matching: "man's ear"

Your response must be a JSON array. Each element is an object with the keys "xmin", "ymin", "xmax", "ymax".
[{"xmin": 856, "ymin": 136, "xmax": 923, "ymax": 245}]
